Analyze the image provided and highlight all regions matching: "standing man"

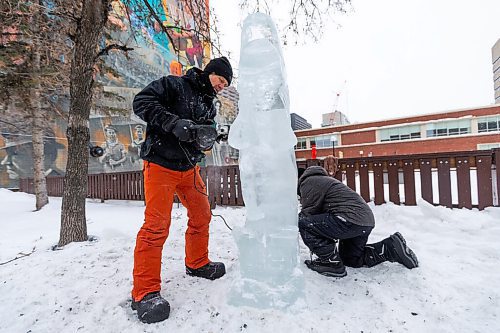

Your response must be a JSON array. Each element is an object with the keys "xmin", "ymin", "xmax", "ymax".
[
  {"xmin": 131, "ymin": 57, "xmax": 232, "ymax": 323},
  {"xmin": 297, "ymin": 158, "xmax": 418, "ymax": 278}
]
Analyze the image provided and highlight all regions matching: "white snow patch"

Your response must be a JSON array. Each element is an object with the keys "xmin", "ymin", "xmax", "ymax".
[{"xmin": 1, "ymin": 188, "xmax": 499, "ymax": 332}]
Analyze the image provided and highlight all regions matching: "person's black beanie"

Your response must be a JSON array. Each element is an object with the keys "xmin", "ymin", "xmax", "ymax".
[{"xmin": 204, "ymin": 56, "xmax": 233, "ymax": 85}]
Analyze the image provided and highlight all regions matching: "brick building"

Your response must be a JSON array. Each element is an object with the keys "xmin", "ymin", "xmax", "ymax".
[{"xmin": 294, "ymin": 104, "xmax": 500, "ymax": 160}]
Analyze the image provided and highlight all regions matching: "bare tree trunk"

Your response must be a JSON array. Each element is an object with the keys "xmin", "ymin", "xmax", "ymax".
[
  {"xmin": 59, "ymin": 0, "xmax": 109, "ymax": 246},
  {"xmin": 31, "ymin": 0, "xmax": 49, "ymax": 211},
  {"xmin": 31, "ymin": 95, "xmax": 49, "ymax": 210}
]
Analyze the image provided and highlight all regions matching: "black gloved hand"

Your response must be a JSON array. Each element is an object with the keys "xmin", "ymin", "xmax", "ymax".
[{"xmin": 172, "ymin": 119, "xmax": 196, "ymax": 142}]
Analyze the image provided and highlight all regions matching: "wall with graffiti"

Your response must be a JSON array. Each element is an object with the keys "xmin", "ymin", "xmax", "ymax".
[
  {"xmin": 101, "ymin": 0, "xmax": 211, "ymax": 88},
  {"xmin": 0, "ymin": 0, "xmax": 212, "ymax": 188}
]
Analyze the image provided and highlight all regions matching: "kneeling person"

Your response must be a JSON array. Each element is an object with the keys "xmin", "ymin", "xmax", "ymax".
[{"xmin": 298, "ymin": 164, "xmax": 418, "ymax": 277}]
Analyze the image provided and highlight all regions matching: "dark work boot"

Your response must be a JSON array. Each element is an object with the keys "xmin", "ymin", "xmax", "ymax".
[
  {"xmin": 304, "ymin": 240, "xmax": 347, "ymax": 278},
  {"xmin": 305, "ymin": 256, "xmax": 347, "ymax": 278},
  {"xmin": 131, "ymin": 292, "xmax": 170, "ymax": 324},
  {"xmin": 364, "ymin": 232, "xmax": 419, "ymax": 269},
  {"xmin": 186, "ymin": 261, "xmax": 226, "ymax": 280}
]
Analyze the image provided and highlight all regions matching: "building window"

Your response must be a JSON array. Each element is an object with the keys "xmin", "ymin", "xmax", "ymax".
[
  {"xmin": 426, "ymin": 119, "xmax": 471, "ymax": 138},
  {"xmin": 295, "ymin": 138, "xmax": 307, "ymax": 150},
  {"xmin": 380, "ymin": 125, "xmax": 421, "ymax": 142},
  {"xmin": 311, "ymin": 135, "xmax": 338, "ymax": 148},
  {"xmin": 315, "ymin": 135, "xmax": 330, "ymax": 148},
  {"xmin": 478, "ymin": 116, "xmax": 500, "ymax": 133},
  {"xmin": 477, "ymin": 143, "xmax": 500, "ymax": 150}
]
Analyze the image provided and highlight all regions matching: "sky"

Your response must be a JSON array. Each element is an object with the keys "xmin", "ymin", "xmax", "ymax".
[{"xmin": 211, "ymin": 0, "xmax": 500, "ymax": 128}]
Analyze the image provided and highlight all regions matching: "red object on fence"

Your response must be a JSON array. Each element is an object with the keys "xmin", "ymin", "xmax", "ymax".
[{"xmin": 311, "ymin": 144, "xmax": 317, "ymax": 159}]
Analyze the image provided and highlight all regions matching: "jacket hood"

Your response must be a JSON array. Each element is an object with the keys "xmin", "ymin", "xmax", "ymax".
[
  {"xmin": 185, "ymin": 67, "xmax": 216, "ymax": 97},
  {"xmin": 298, "ymin": 166, "xmax": 328, "ymax": 186}
]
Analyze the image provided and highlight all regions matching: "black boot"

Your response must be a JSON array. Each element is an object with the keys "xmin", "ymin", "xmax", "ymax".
[
  {"xmin": 131, "ymin": 292, "xmax": 170, "ymax": 324},
  {"xmin": 305, "ymin": 256, "xmax": 347, "ymax": 278},
  {"xmin": 186, "ymin": 261, "xmax": 226, "ymax": 280},
  {"xmin": 304, "ymin": 240, "xmax": 347, "ymax": 278},
  {"xmin": 364, "ymin": 232, "xmax": 419, "ymax": 269}
]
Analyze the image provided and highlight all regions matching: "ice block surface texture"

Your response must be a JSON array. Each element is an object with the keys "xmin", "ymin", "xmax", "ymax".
[{"xmin": 228, "ymin": 12, "xmax": 302, "ymax": 309}]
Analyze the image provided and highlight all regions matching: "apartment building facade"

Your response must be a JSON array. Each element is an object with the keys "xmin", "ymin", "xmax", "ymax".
[
  {"xmin": 493, "ymin": 39, "xmax": 500, "ymax": 104},
  {"xmin": 290, "ymin": 113, "xmax": 312, "ymax": 130}
]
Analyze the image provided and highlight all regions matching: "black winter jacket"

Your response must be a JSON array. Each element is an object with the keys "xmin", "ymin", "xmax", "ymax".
[
  {"xmin": 133, "ymin": 68, "xmax": 217, "ymax": 171},
  {"xmin": 298, "ymin": 166, "xmax": 375, "ymax": 227}
]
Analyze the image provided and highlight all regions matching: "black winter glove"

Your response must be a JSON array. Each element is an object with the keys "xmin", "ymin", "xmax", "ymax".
[{"xmin": 171, "ymin": 119, "xmax": 196, "ymax": 142}]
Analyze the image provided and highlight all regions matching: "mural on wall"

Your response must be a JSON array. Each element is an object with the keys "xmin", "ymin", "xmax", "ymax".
[
  {"xmin": 88, "ymin": 116, "xmax": 147, "ymax": 174},
  {"xmin": 0, "ymin": 0, "xmax": 212, "ymax": 188},
  {"xmin": 0, "ymin": 117, "xmax": 146, "ymax": 187},
  {"xmin": 0, "ymin": 122, "xmax": 67, "ymax": 188},
  {"xmin": 102, "ymin": 0, "xmax": 211, "ymax": 88},
  {"xmin": 161, "ymin": 0, "xmax": 211, "ymax": 69}
]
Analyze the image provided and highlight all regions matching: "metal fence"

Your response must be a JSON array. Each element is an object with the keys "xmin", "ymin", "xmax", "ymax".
[{"xmin": 20, "ymin": 149, "xmax": 499, "ymax": 210}]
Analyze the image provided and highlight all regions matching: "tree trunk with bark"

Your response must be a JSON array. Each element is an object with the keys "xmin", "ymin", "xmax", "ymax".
[
  {"xmin": 31, "ymin": 94, "xmax": 49, "ymax": 210},
  {"xmin": 59, "ymin": 0, "xmax": 109, "ymax": 246},
  {"xmin": 31, "ymin": 0, "xmax": 49, "ymax": 211}
]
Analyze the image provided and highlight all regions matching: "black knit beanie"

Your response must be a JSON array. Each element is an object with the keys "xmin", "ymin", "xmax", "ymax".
[{"xmin": 204, "ymin": 56, "xmax": 233, "ymax": 85}]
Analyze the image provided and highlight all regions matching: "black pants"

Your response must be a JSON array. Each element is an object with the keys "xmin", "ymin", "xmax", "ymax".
[{"xmin": 298, "ymin": 212, "xmax": 373, "ymax": 268}]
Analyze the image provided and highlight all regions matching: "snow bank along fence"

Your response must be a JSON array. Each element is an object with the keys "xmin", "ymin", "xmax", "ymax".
[
  {"xmin": 298, "ymin": 149, "xmax": 500, "ymax": 210},
  {"xmin": 19, "ymin": 149, "xmax": 499, "ymax": 210},
  {"xmin": 19, "ymin": 165, "xmax": 245, "ymax": 209}
]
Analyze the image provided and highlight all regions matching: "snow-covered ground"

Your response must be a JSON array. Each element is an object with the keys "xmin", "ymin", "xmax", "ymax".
[{"xmin": 1, "ymin": 188, "xmax": 499, "ymax": 333}]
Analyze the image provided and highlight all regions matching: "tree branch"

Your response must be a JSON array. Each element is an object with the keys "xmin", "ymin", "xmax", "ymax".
[
  {"xmin": 141, "ymin": 0, "xmax": 178, "ymax": 52},
  {"xmin": 0, "ymin": 247, "xmax": 36, "ymax": 266},
  {"xmin": 139, "ymin": 0, "xmax": 223, "ymax": 58},
  {"xmin": 0, "ymin": 118, "xmax": 23, "ymax": 130},
  {"xmin": 95, "ymin": 43, "xmax": 134, "ymax": 59}
]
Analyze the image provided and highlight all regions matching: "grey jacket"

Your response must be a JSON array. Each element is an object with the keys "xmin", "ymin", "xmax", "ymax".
[{"xmin": 298, "ymin": 166, "xmax": 375, "ymax": 227}]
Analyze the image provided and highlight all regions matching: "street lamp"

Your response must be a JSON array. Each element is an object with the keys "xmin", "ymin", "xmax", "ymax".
[{"xmin": 330, "ymin": 135, "xmax": 337, "ymax": 157}]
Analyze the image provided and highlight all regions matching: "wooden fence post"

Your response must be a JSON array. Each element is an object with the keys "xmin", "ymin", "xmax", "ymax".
[
  {"xmin": 346, "ymin": 162, "xmax": 356, "ymax": 192},
  {"xmin": 456, "ymin": 157, "xmax": 472, "ymax": 209},
  {"xmin": 373, "ymin": 161, "xmax": 385, "ymax": 205},
  {"xmin": 359, "ymin": 161, "xmax": 370, "ymax": 202},
  {"xmin": 99, "ymin": 173, "xmax": 105, "ymax": 203},
  {"xmin": 387, "ymin": 160, "xmax": 400, "ymax": 205},
  {"xmin": 437, "ymin": 157, "xmax": 452, "ymax": 208},
  {"xmin": 492, "ymin": 148, "xmax": 500, "ymax": 207},
  {"xmin": 403, "ymin": 159, "xmax": 416, "ymax": 206},
  {"xmin": 419, "ymin": 158, "xmax": 433, "ymax": 205},
  {"xmin": 476, "ymin": 155, "xmax": 493, "ymax": 210}
]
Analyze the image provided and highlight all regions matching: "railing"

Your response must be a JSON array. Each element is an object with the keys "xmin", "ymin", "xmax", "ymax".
[
  {"xmin": 298, "ymin": 148, "xmax": 499, "ymax": 210},
  {"xmin": 19, "ymin": 165, "xmax": 245, "ymax": 209},
  {"xmin": 20, "ymin": 149, "xmax": 499, "ymax": 210}
]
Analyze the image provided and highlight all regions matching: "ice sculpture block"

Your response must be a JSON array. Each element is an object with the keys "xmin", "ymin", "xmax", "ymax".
[{"xmin": 228, "ymin": 12, "xmax": 303, "ymax": 308}]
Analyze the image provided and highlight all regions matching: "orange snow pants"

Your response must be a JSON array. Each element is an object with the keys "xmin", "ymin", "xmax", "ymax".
[{"xmin": 132, "ymin": 161, "xmax": 211, "ymax": 302}]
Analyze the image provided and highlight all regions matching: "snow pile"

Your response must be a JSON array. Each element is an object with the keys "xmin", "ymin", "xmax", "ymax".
[{"xmin": 0, "ymin": 188, "xmax": 499, "ymax": 332}]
